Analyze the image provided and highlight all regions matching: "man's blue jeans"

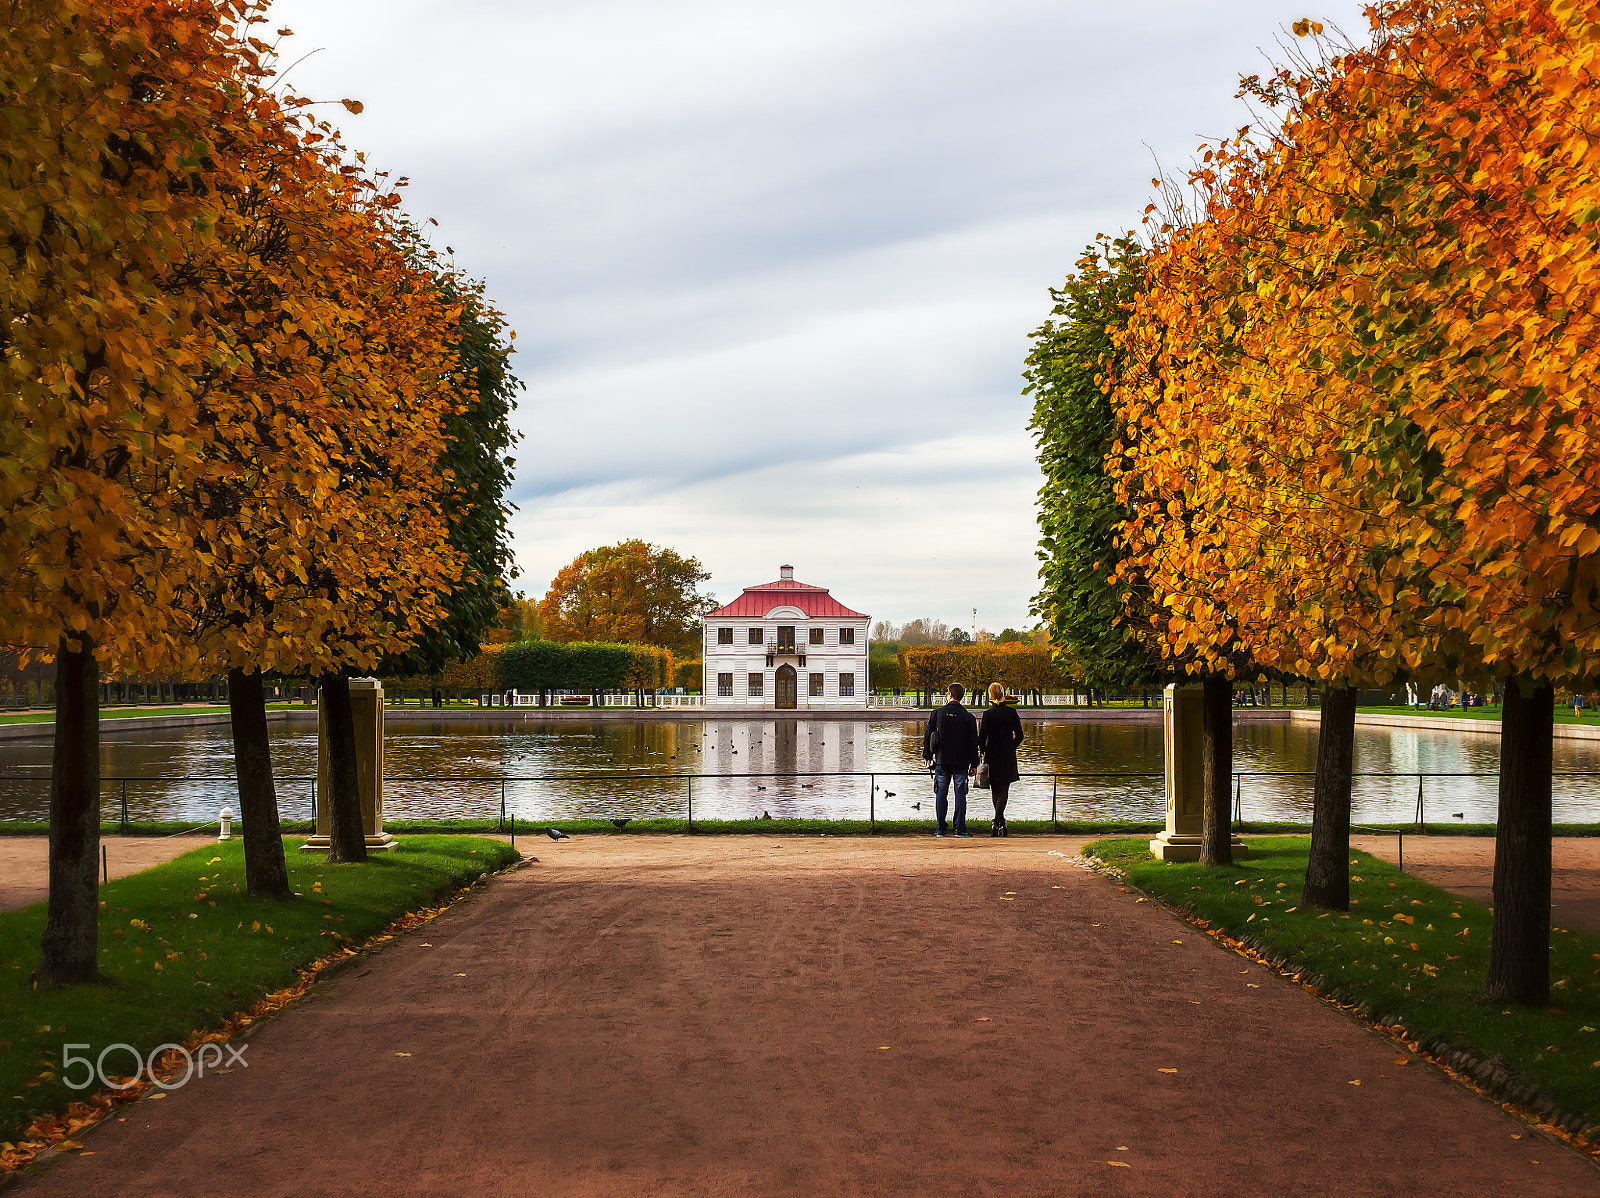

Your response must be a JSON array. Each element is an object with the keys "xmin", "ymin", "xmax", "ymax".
[{"xmin": 933, "ymin": 766, "xmax": 969, "ymax": 833}]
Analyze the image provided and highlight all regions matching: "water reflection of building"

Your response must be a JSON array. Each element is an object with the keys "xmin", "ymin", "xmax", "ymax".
[{"xmin": 702, "ymin": 566, "xmax": 870, "ymax": 710}]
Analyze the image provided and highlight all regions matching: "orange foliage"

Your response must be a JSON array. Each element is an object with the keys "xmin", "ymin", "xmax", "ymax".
[{"xmin": 1111, "ymin": 0, "xmax": 1600, "ymax": 689}]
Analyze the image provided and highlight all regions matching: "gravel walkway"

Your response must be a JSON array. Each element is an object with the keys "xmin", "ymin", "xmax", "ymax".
[{"xmin": 11, "ymin": 835, "xmax": 1595, "ymax": 1196}]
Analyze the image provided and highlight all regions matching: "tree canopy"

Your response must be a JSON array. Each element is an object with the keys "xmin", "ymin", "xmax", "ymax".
[{"xmin": 538, "ymin": 540, "xmax": 713, "ymax": 657}]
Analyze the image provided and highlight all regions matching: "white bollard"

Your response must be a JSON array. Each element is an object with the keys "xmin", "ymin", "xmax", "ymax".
[{"xmin": 218, "ymin": 807, "xmax": 234, "ymax": 841}]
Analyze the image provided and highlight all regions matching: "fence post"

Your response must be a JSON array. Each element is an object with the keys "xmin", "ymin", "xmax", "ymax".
[
  {"xmin": 1052, "ymin": 775, "xmax": 1058, "ymax": 832},
  {"xmin": 500, "ymin": 779, "xmax": 506, "ymax": 832},
  {"xmin": 1415, "ymin": 773, "xmax": 1424, "ymax": 832},
  {"xmin": 120, "ymin": 778, "xmax": 128, "ymax": 833},
  {"xmin": 687, "ymin": 776, "xmax": 693, "ymax": 833},
  {"xmin": 1234, "ymin": 773, "xmax": 1242, "ymax": 831},
  {"xmin": 870, "ymin": 773, "xmax": 875, "ymax": 834}
]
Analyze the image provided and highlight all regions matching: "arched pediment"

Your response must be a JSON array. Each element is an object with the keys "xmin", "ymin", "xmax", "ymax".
[{"xmin": 764, "ymin": 605, "xmax": 806, "ymax": 619}]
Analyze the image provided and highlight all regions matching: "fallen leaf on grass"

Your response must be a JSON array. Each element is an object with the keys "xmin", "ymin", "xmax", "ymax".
[
  {"xmin": 1394, "ymin": 1058, "xmax": 1409, "ymax": 1066},
  {"xmin": 148, "ymin": 1093, "xmax": 166, "ymax": 1100},
  {"xmin": 57, "ymin": 1141, "xmax": 83, "ymax": 1151}
]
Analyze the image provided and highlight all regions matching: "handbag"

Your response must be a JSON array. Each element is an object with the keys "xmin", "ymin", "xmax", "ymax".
[{"xmin": 974, "ymin": 757, "xmax": 991, "ymax": 790}]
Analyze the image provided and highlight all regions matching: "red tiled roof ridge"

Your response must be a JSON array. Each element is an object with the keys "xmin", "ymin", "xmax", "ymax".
[
  {"xmin": 744, "ymin": 579, "xmax": 828, "ymax": 593},
  {"xmin": 704, "ymin": 575, "xmax": 867, "ymax": 620}
]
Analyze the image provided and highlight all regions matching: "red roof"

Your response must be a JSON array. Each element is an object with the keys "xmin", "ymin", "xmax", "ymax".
[{"xmin": 705, "ymin": 576, "xmax": 868, "ymax": 620}]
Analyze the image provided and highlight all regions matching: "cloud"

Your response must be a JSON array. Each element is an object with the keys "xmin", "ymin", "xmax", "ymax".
[{"xmin": 264, "ymin": 0, "xmax": 1371, "ymax": 629}]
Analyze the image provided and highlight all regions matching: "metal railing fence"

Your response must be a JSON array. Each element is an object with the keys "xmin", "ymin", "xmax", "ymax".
[
  {"xmin": 3, "ymin": 766, "xmax": 1598, "ymax": 834},
  {"xmin": 0, "ymin": 769, "xmax": 1161, "ymax": 833}
]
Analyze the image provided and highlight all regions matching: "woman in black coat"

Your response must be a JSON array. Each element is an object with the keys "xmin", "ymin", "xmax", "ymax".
[{"xmin": 977, "ymin": 682, "xmax": 1025, "ymax": 837}]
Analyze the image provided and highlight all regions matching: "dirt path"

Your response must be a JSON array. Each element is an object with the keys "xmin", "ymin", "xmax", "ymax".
[
  {"xmin": 13, "ymin": 836, "xmax": 1598, "ymax": 1196},
  {"xmin": 1353, "ymin": 835, "xmax": 1600, "ymax": 938},
  {"xmin": 0, "ymin": 836, "xmax": 213, "ymax": 914}
]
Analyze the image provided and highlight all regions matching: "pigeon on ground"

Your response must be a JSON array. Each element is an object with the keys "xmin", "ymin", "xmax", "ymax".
[
  {"xmin": 546, "ymin": 828, "xmax": 570, "ymax": 841},
  {"xmin": 610, "ymin": 818, "xmax": 632, "ymax": 829}
]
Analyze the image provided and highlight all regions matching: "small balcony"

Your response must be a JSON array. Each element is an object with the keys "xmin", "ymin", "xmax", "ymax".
[{"xmin": 766, "ymin": 645, "xmax": 805, "ymax": 667}]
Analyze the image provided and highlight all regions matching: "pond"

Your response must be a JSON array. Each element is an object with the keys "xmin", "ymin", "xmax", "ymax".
[{"xmin": 2, "ymin": 713, "xmax": 1599, "ymax": 826}]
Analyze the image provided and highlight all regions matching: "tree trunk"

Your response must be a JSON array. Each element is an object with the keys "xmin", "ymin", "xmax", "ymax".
[
  {"xmin": 227, "ymin": 667, "xmax": 294, "ymax": 901},
  {"xmin": 1487, "ymin": 676, "xmax": 1553, "ymax": 1006},
  {"xmin": 321, "ymin": 672, "xmax": 368, "ymax": 863},
  {"xmin": 1200, "ymin": 673, "xmax": 1234, "ymax": 866},
  {"xmin": 36, "ymin": 637, "xmax": 102, "ymax": 986},
  {"xmin": 1302, "ymin": 684, "xmax": 1356, "ymax": 910}
]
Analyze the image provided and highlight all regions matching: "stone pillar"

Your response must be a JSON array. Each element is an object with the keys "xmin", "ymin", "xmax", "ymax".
[
  {"xmin": 302, "ymin": 678, "xmax": 396, "ymax": 852},
  {"xmin": 1150, "ymin": 683, "xmax": 1246, "ymax": 861}
]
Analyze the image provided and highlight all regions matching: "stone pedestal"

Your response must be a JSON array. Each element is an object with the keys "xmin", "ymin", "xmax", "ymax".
[
  {"xmin": 1150, "ymin": 683, "xmax": 1247, "ymax": 862},
  {"xmin": 301, "ymin": 678, "xmax": 396, "ymax": 852}
]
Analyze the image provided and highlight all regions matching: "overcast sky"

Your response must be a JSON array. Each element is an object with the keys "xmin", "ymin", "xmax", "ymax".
[{"xmin": 264, "ymin": 0, "xmax": 1367, "ymax": 636}]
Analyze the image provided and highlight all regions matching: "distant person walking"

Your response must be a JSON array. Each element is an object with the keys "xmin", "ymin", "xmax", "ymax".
[
  {"xmin": 978, "ymin": 682, "xmax": 1024, "ymax": 837},
  {"xmin": 923, "ymin": 683, "xmax": 979, "ymax": 838}
]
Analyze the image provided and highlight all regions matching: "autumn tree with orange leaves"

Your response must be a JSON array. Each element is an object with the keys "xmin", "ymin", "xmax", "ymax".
[
  {"xmin": 540, "ymin": 541, "xmax": 714, "ymax": 658},
  {"xmin": 1, "ymin": 0, "xmax": 290, "ymax": 985},
  {"xmin": 2, "ymin": 0, "xmax": 510, "ymax": 979},
  {"xmin": 1093, "ymin": 0, "xmax": 1600, "ymax": 1004}
]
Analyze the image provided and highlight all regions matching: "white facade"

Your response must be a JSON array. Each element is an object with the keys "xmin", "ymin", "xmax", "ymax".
[{"xmin": 702, "ymin": 566, "xmax": 870, "ymax": 710}]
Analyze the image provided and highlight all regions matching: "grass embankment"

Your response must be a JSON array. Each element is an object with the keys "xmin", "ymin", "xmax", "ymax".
[
  {"xmin": 0, "ymin": 835, "xmax": 520, "ymax": 1149},
  {"xmin": 1354, "ymin": 704, "xmax": 1600, "ymax": 727},
  {"xmin": 1085, "ymin": 836, "xmax": 1600, "ymax": 1133}
]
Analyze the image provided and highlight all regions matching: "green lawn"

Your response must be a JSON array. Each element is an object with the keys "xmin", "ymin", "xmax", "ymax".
[
  {"xmin": 0, "ymin": 706, "xmax": 239, "ymax": 726},
  {"xmin": 0, "ymin": 835, "xmax": 520, "ymax": 1149},
  {"xmin": 1084, "ymin": 836, "xmax": 1600, "ymax": 1133},
  {"xmin": 1355, "ymin": 704, "xmax": 1600, "ymax": 727}
]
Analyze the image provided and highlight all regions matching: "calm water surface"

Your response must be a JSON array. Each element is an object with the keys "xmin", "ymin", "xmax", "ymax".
[{"xmin": 1, "ymin": 715, "xmax": 1598, "ymax": 825}]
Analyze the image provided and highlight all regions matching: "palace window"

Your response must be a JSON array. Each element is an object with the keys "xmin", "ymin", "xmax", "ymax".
[
  {"xmin": 809, "ymin": 673, "xmax": 825, "ymax": 697},
  {"xmin": 747, "ymin": 673, "xmax": 763, "ymax": 697},
  {"xmin": 717, "ymin": 627, "xmax": 734, "ymax": 645},
  {"xmin": 809, "ymin": 627, "xmax": 824, "ymax": 645},
  {"xmin": 777, "ymin": 626, "xmax": 797, "ymax": 650},
  {"xmin": 839, "ymin": 627, "xmax": 855, "ymax": 645},
  {"xmin": 839, "ymin": 673, "xmax": 855, "ymax": 697},
  {"xmin": 717, "ymin": 673, "xmax": 734, "ymax": 697},
  {"xmin": 747, "ymin": 627, "xmax": 764, "ymax": 644}
]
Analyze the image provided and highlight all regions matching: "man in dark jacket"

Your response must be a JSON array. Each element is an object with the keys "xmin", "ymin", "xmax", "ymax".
[{"xmin": 922, "ymin": 683, "xmax": 979, "ymax": 837}]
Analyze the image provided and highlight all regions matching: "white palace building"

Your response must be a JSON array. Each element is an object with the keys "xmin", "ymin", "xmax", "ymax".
[{"xmin": 701, "ymin": 566, "xmax": 870, "ymax": 710}]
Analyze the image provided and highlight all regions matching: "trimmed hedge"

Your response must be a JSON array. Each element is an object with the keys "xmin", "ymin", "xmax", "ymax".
[{"xmin": 499, "ymin": 640, "xmax": 673, "ymax": 690}]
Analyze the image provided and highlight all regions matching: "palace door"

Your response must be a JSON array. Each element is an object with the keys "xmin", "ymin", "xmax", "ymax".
[{"xmin": 775, "ymin": 664, "xmax": 797, "ymax": 710}]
